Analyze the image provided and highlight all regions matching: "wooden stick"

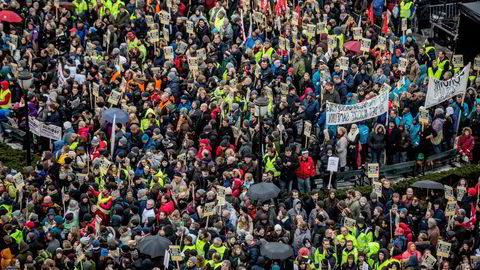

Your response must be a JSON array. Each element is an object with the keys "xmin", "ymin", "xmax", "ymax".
[{"xmin": 205, "ymin": 215, "xmax": 209, "ymax": 229}]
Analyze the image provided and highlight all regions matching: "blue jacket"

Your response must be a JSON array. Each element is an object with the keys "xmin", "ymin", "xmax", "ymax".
[
  {"xmin": 304, "ymin": 99, "xmax": 319, "ymax": 122},
  {"xmin": 409, "ymin": 123, "xmax": 421, "ymax": 147},
  {"xmin": 402, "ymin": 113, "xmax": 413, "ymax": 130},
  {"xmin": 359, "ymin": 124, "xmax": 369, "ymax": 144}
]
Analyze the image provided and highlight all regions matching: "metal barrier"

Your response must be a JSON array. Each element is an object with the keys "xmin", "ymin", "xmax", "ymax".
[{"xmin": 429, "ymin": 3, "xmax": 460, "ymax": 22}]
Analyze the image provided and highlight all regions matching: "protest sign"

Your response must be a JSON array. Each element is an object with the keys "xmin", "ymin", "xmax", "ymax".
[
  {"xmin": 474, "ymin": 57, "xmax": 480, "ymax": 71},
  {"xmin": 303, "ymin": 121, "xmax": 312, "ymax": 137},
  {"xmin": 373, "ymin": 181, "xmax": 382, "ymax": 197},
  {"xmin": 188, "ymin": 56, "xmax": 199, "ymax": 70},
  {"xmin": 382, "ymin": 83, "xmax": 392, "ymax": 93},
  {"xmin": 444, "ymin": 184, "xmax": 454, "ymax": 199},
  {"xmin": 203, "ymin": 201, "xmax": 217, "ymax": 217},
  {"xmin": 445, "ymin": 200, "xmax": 456, "ymax": 216},
  {"xmin": 437, "ymin": 241, "xmax": 451, "ymax": 257},
  {"xmin": 169, "ymin": 246, "xmax": 182, "ymax": 261},
  {"xmin": 148, "ymin": 29, "xmax": 160, "ymax": 43},
  {"xmin": 367, "ymin": 163, "xmax": 379, "ymax": 178},
  {"xmin": 305, "ymin": 24, "xmax": 316, "ymax": 36},
  {"xmin": 28, "ymin": 117, "xmax": 41, "ymax": 136},
  {"xmin": 159, "ymin": 11, "xmax": 170, "ymax": 24},
  {"xmin": 419, "ymin": 107, "xmax": 429, "ymax": 126},
  {"xmin": 360, "ymin": 38, "xmax": 371, "ymax": 52},
  {"xmin": 353, "ymin": 27, "xmax": 362, "ymax": 40},
  {"xmin": 186, "ymin": 20, "xmax": 194, "ymax": 34},
  {"xmin": 177, "ymin": 41, "xmax": 188, "ymax": 54},
  {"xmin": 425, "ymin": 63, "xmax": 470, "ymax": 108},
  {"xmin": 327, "ymin": 35, "xmax": 336, "ymax": 49},
  {"xmin": 145, "ymin": 15, "xmax": 154, "ymax": 27},
  {"xmin": 398, "ymin": 57, "xmax": 408, "ymax": 72},
  {"xmin": 279, "ymin": 37, "xmax": 286, "ymax": 50},
  {"xmin": 164, "ymin": 46, "xmax": 174, "ymax": 60},
  {"xmin": 457, "ymin": 186, "xmax": 466, "ymax": 201},
  {"xmin": 344, "ymin": 217, "xmax": 356, "ymax": 231},
  {"xmin": 216, "ymin": 185, "xmax": 226, "ymax": 206},
  {"xmin": 163, "ymin": 28, "xmax": 169, "ymax": 41},
  {"xmin": 378, "ymin": 36, "xmax": 386, "ymax": 50},
  {"xmin": 42, "ymin": 124, "xmax": 62, "ymax": 141},
  {"xmin": 339, "ymin": 57, "xmax": 349, "ymax": 71},
  {"xmin": 452, "ymin": 55, "xmax": 464, "ymax": 68},
  {"xmin": 197, "ymin": 48, "xmax": 206, "ymax": 60},
  {"xmin": 422, "ymin": 254, "xmax": 437, "ymax": 269},
  {"xmin": 108, "ymin": 90, "xmax": 122, "ymax": 105},
  {"xmin": 327, "ymin": 157, "xmax": 339, "ymax": 172},
  {"xmin": 326, "ymin": 91, "xmax": 389, "ymax": 125},
  {"xmin": 13, "ymin": 173, "xmax": 24, "ymax": 190},
  {"xmin": 280, "ymin": 83, "xmax": 289, "ymax": 95},
  {"xmin": 316, "ymin": 22, "xmax": 326, "ymax": 34}
]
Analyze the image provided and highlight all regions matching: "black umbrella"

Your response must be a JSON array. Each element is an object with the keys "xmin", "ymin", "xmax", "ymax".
[
  {"xmin": 246, "ymin": 182, "xmax": 280, "ymax": 201},
  {"xmin": 411, "ymin": 180, "xmax": 444, "ymax": 190},
  {"xmin": 260, "ymin": 242, "xmax": 294, "ymax": 260},
  {"xmin": 137, "ymin": 235, "xmax": 172, "ymax": 258}
]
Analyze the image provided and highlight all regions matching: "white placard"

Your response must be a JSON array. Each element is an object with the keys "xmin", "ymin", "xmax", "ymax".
[
  {"xmin": 327, "ymin": 157, "xmax": 339, "ymax": 172},
  {"xmin": 425, "ymin": 64, "xmax": 470, "ymax": 108}
]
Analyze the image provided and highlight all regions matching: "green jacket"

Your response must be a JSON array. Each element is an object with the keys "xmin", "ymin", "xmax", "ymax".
[{"xmin": 341, "ymin": 247, "xmax": 358, "ymax": 265}]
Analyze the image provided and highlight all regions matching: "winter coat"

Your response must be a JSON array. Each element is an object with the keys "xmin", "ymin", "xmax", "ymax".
[
  {"xmin": 457, "ymin": 134, "xmax": 474, "ymax": 160},
  {"xmin": 368, "ymin": 126, "xmax": 386, "ymax": 151},
  {"xmin": 293, "ymin": 228, "xmax": 311, "ymax": 252},
  {"xmin": 336, "ymin": 136, "xmax": 348, "ymax": 168},
  {"xmin": 296, "ymin": 156, "xmax": 316, "ymax": 178}
]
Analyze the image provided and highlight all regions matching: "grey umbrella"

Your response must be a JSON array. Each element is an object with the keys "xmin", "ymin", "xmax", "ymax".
[
  {"xmin": 101, "ymin": 108, "xmax": 129, "ymax": 124},
  {"xmin": 260, "ymin": 242, "xmax": 294, "ymax": 260},
  {"xmin": 137, "ymin": 235, "xmax": 172, "ymax": 258},
  {"xmin": 246, "ymin": 182, "xmax": 281, "ymax": 201},
  {"xmin": 411, "ymin": 180, "xmax": 444, "ymax": 190}
]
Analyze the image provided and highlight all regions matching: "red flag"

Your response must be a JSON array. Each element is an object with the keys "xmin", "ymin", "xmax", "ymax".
[
  {"xmin": 382, "ymin": 12, "xmax": 389, "ymax": 34},
  {"xmin": 296, "ymin": 5, "xmax": 301, "ymax": 25},
  {"xmin": 275, "ymin": 0, "xmax": 283, "ymax": 16},
  {"xmin": 262, "ymin": 0, "xmax": 268, "ymax": 13},
  {"xmin": 368, "ymin": 3, "xmax": 374, "ymax": 24}
]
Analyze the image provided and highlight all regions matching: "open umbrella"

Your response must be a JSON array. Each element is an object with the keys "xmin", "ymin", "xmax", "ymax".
[
  {"xmin": 246, "ymin": 182, "xmax": 280, "ymax": 201},
  {"xmin": 411, "ymin": 180, "xmax": 444, "ymax": 190},
  {"xmin": 344, "ymin": 40, "xmax": 361, "ymax": 54},
  {"xmin": 0, "ymin": 10, "xmax": 23, "ymax": 23},
  {"xmin": 101, "ymin": 108, "xmax": 129, "ymax": 124},
  {"xmin": 137, "ymin": 235, "xmax": 172, "ymax": 258},
  {"xmin": 261, "ymin": 242, "xmax": 294, "ymax": 260}
]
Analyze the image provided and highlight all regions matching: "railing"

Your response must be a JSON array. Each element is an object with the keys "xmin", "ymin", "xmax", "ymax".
[{"xmin": 429, "ymin": 3, "xmax": 460, "ymax": 22}]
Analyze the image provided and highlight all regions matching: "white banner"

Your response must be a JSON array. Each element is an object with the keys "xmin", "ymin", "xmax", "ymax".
[
  {"xmin": 326, "ymin": 91, "xmax": 389, "ymax": 125},
  {"xmin": 425, "ymin": 63, "xmax": 470, "ymax": 108},
  {"xmin": 29, "ymin": 117, "xmax": 62, "ymax": 141}
]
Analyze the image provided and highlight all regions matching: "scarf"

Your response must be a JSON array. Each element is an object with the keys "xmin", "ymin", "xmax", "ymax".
[{"xmin": 347, "ymin": 126, "xmax": 359, "ymax": 142}]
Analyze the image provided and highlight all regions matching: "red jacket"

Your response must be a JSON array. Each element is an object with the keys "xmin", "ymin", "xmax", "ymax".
[
  {"xmin": 158, "ymin": 201, "xmax": 175, "ymax": 216},
  {"xmin": 296, "ymin": 156, "xmax": 315, "ymax": 178},
  {"xmin": 457, "ymin": 134, "xmax": 474, "ymax": 160}
]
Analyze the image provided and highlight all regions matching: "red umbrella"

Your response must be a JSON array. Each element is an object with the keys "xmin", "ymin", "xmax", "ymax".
[
  {"xmin": 344, "ymin": 40, "xmax": 361, "ymax": 54},
  {"xmin": 0, "ymin": 10, "xmax": 23, "ymax": 23}
]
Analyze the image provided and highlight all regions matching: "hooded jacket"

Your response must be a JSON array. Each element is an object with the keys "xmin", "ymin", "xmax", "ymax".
[{"xmin": 368, "ymin": 125, "xmax": 386, "ymax": 151}]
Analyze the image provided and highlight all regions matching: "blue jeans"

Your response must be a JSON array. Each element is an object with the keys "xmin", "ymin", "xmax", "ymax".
[
  {"xmin": 371, "ymin": 150, "xmax": 384, "ymax": 165},
  {"xmin": 297, "ymin": 177, "xmax": 311, "ymax": 193}
]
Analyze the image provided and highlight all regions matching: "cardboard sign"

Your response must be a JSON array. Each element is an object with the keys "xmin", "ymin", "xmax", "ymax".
[
  {"xmin": 177, "ymin": 41, "xmax": 188, "ymax": 54},
  {"xmin": 166, "ymin": 0, "xmax": 172, "ymax": 8},
  {"xmin": 344, "ymin": 217, "xmax": 356, "ymax": 231},
  {"xmin": 360, "ymin": 38, "xmax": 371, "ymax": 52},
  {"xmin": 419, "ymin": 108, "xmax": 429, "ymax": 125},
  {"xmin": 378, "ymin": 36, "xmax": 386, "ymax": 50},
  {"xmin": 203, "ymin": 201, "xmax": 217, "ymax": 217},
  {"xmin": 339, "ymin": 57, "xmax": 349, "ymax": 71},
  {"xmin": 160, "ymin": 10, "xmax": 171, "ymax": 24},
  {"xmin": 216, "ymin": 185, "xmax": 226, "ymax": 206},
  {"xmin": 168, "ymin": 246, "xmax": 182, "ymax": 261},
  {"xmin": 327, "ymin": 157, "xmax": 339, "ymax": 172},
  {"xmin": 445, "ymin": 200, "xmax": 456, "ymax": 216},
  {"xmin": 164, "ymin": 46, "xmax": 174, "ymax": 60},
  {"xmin": 92, "ymin": 82, "xmax": 100, "ymax": 97},
  {"xmin": 316, "ymin": 22, "xmax": 326, "ymax": 34},
  {"xmin": 163, "ymin": 28, "xmax": 169, "ymax": 41},
  {"xmin": 367, "ymin": 163, "xmax": 379, "ymax": 178},
  {"xmin": 437, "ymin": 241, "xmax": 451, "ymax": 257},
  {"xmin": 13, "ymin": 172, "xmax": 24, "ymax": 190},
  {"xmin": 452, "ymin": 54, "xmax": 464, "ymax": 68},
  {"xmin": 303, "ymin": 121, "xmax": 312, "ymax": 137},
  {"xmin": 327, "ymin": 35, "xmax": 336, "ymax": 49},
  {"xmin": 254, "ymin": 11, "xmax": 265, "ymax": 23},
  {"xmin": 186, "ymin": 20, "xmax": 194, "ymax": 34},
  {"xmin": 401, "ymin": 18, "xmax": 408, "ymax": 31},
  {"xmin": 279, "ymin": 37, "xmax": 286, "ymax": 50},
  {"xmin": 54, "ymin": 0, "xmax": 60, "ymax": 7},
  {"xmin": 474, "ymin": 57, "xmax": 480, "ymax": 71},
  {"xmin": 457, "ymin": 186, "xmax": 466, "ymax": 201},
  {"xmin": 398, "ymin": 57, "xmax": 408, "ymax": 72},
  {"xmin": 353, "ymin": 27, "xmax": 362, "ymax": 40},
  {"xmin": 108, "ymin": 90, "xmax": 122, "ymax": 105},
  {"xmin": 280, "ymin": 83, "xmax": 289, "ymax": 95},
  {"xmin": 151, "ymin": 67, "xmax": 161, "ymax": 76},
  {"xmin": 422, "ymin": 253, "xmax": 437, "ymax": 269},
  {"xmin": 444, "ymin": 184, "xmax": 454, "ymax": 200},
  {"xmin": 188, "ymin": 56, "xmax": 199, "ymax": 70},
  {"xmin": 197, "ymin": 48, "xmax": 206, "ymax": 60},
  {"xmin": 145, "ymin": 15, "xmax": 154, "ymax": 27},
  {"xmin": 373, "ymin": 181, "xmax": 382, "ymax": 197},
  {"xmin": 148, "ymin": 29, "xmax": 160, "ymax": 43}
]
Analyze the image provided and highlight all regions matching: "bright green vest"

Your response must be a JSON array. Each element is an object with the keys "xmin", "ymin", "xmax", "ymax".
[
  {"xmin": 0, "ymin": 204, "xmax": 12, "ymax": 220},
  {"xmin": 366, "ymin": 242, "xmax": 380, "ymax": 267},
  {"xmin": 209, "ymin": 245, "xmax": 227, "ymax": 259},
  {"xmin": 356, "ymin": 228, "xmax": 373, "ymax": 253},
  {"xmin": 335, "ymin": 34, "xmax": 344, "ymax": 50},
  {"xmin": 436, "ymin": 58, "xmax": 449, "ymax": 76},
  {"xmin": 428, "ymin": 67, "xmax": 441, "ymax": 79},
  {"xmin": 336, "ymin": 234, "xmax": 357, "ymax": 247},
  {"xmin": 341, "ymin": 247, "xmax": 358, "ymax": 265},
  {"xmin": 400, "ymin": 1, "xmax": 413, "ymax": 18},
  {"xmin": 424, "ymin": 46, "xmax": 435, "ymax": 60},
  {"xmin": 195, "ymin": 238, "xmax": 207, "ymax": 257},
  {"xmin": 11, "ymin": 229, "xmax": 23, "ymax": 244},
  {"xmin": 314, "ymin": 247, "xmax": 337, "ymax": 266},
  {"xmin": 0, "ymin": 89, "xmax": 11, "ymax": 109},
  {"xmin": 182, "ymin": 245, "xmax": 195, "ymax": 253},
  {"xmin": 264, "ymin": 154, "xmax": 280, "ymax": 177}
]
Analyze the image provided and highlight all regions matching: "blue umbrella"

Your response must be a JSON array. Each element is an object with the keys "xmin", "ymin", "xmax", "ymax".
[{"xmin": 101, "ymin": 108, "xmax": 129, "ymax": 124}]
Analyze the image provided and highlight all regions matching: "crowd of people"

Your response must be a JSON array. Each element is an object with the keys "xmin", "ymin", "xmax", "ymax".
[{"xmin": 0, "ymin": 0, "xmax": 480, "ymax": 268}]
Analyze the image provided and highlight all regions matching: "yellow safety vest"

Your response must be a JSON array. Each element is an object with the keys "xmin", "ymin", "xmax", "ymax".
[
  {"xmin": 400, "ymin": 1, "xmax": 412, "ymax": 18},
  {"xmin": 436, "ymin": 58, "xmax": 449, "ymax": 76},
  {"xmin": 10, "ymin": 229, "xmax": 23, "ymax": 244},
  {"xmin": 209, "ymin": 245, "xmax": 227, "ymax": 259},
  {"xmin": 0, "ymin": 89, "xmax": 11, "ymax": 109},
  {"xmin": 96, "ymin": 192, "xmax": 111, "ymax": 213},
  {"xmin": 182, "ymin": 245, "xmax": 195, "ymax": 253},
  {"xmin": 195, "ymin": 238, "xmax": 207, "ymax": 257},
  {"xmin": 424, "ymin": 46, "xmax": 435, "ymax": 60},
  {"xmin": 335, "ymin": 34, "xmax": 344, "ymax": 50},
  {"xmin": 264, "ymin": 154, "xmax": 280, "ymax": 177},
  {"xmin": 428, "ymin": 67, "xmax": 441, "ymax": 79}
]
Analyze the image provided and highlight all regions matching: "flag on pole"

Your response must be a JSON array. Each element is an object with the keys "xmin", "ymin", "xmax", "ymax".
[{"xmin": 110, "ymin": 114, "xmax": 116, "ymax": 159}]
